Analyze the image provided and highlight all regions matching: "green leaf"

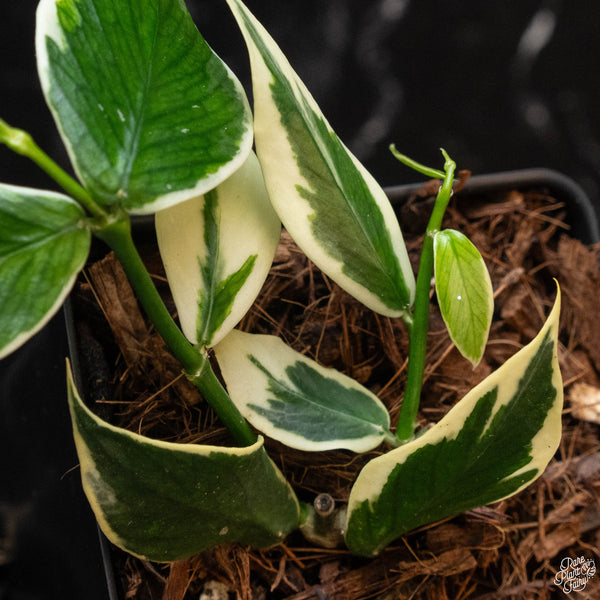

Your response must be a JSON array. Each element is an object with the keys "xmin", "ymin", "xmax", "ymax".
[
  {"xmin": 0, "ymin": 184, "xmax": 90, "ymax": 358},
  {"xmin": 67, "ymin": 362, "xmax": 300, "ymax": 562},
  {"xmin": 155, "ymin": 152, "xmax": 281, "ymax": 348},
  {"xmin": 226, "ymin": 0, "xmax": 415, "ymax": 318},
  {"xmin": 214, "ymin": 330, "xmax": 392, "ymax": 452},
  {"xmin": 345, "ymin": 289, "xmax": 562, "ymax": 556},
  {"xmin": 434, "ymin": 229, "xmax": 494, "ymax": 365},
  {"xmin": 36, "ymin": 0, "xmax": 253, "ymax": 214}
]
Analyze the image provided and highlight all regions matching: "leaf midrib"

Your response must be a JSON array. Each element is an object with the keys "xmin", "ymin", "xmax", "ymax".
[
  {"xmin": 116, "ymin": 0, "xmax": 161, "ymax": 198},
  {"xmin": 0, "ymin": 224, "xmax": 83, "ymax": 265},
  {"xmin": 197, "ymin": 190, "xmax": 223, "ymax": 346}
]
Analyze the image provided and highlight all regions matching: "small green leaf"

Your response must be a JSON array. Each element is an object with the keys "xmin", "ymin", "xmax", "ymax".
[
  {"xmin": 36, "ymin": 0, "xmax": 253, "ymax": 214},
  {"xmin": 434, "ymin": 229, "xmax": 493, "ymax": 365},
  {"xmin": 0, "ymin": 184, "xmax": 90, "ymax": 358},
  {"xmin": 214, "ymin": 330, "xmax": 392, "ymax": 452},
  {"xmin": 67, "ymin": 363, "xmax": 300, "ymax": 562},
  {"xmin": 226, "ymin": 0, "xmax": 415, "ymax": 318},
  {"xmin": 156, "ymin": 152, "xmax": 281, "ymax": 348},
  {"xmin": 345, "ymin": 289, "xmax": 562, "ymax": 556}
]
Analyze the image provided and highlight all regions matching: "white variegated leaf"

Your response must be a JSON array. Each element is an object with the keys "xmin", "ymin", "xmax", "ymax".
[
  {"xmin": 0, "ymin": 184, "xmax": 90, "ymax": 358},
  {"xmin": 226, "ymin": 0, "xmax": 415, "ymax": 318},
  {"xmin": 345, "ymin": 289, "xmax": 563, "ymax": 556},
  {"xmin": 36, "ymin": 0, "xmax": 253, "ymax": 214},
  {"xmin": 156, "ymin": 152, "xmax": 280, "ymax": 348},
  {"xmin": 214, "ymin": 330, "xmax": 393, "ymax": 452},
  {"xmin": 67, "ymin": 362, "xmax": 300, "ymax": 562}
]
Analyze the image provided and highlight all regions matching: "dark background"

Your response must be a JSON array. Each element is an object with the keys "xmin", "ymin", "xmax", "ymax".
[
  {"xmin": 1, "ymin": 1, "xmax": 599, "ymax": 598},
  {"xmin": 2, "ymin": 0, "xmax": 600, "ymax": 208}
]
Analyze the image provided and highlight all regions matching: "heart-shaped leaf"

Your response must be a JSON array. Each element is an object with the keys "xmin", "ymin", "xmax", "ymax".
[
  {"xmin": 434, "ymin": 229, "xmax": 494, "ymax": 365},
  {"xmin": 0, "ymin": 184, "xmax": 90, "ymax": 358},
  {"xmin": 226, "ymin": 0, "xmax": 415, "ymax": 318},
  {"xmin": 155, "ymin": 152, "xmax": 281, "ymax": 348},
  {"xmin": 36, "ymin": 0, "xmax": 253, "ymax": 214},
  {"xmin": 345, "ymin": 289, "xmax": 562, "ymax": 556},
  {"xmin": 67, "ymin": 363, "xmax": 300, "ymax": 562},
  {"xmin": 214, "ymin": 330, "xmax": 393, "ymax": 452}
]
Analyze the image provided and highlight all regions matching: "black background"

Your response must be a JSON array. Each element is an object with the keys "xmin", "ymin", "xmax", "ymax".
[{"xmin": 2, "ymin": 1, "xmax": 600, "ymax": 207}]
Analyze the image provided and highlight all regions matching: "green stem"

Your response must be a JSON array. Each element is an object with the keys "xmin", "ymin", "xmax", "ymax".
[
  {"xmin": 95, "ymin": 215, "xmax": 257, "ymax": 447},
  {"xmin": 390, "ymin": 145, "xmax": 446, "ymax": 180},
  {"xmin": 0, "ymin": 118, "xmax": 106, "ymax": 219},
  {"xmin": 187, "ymin": 358, "xmax": 258, "ymax": 447},
  {"xmin": 1, "ymin": 118, "xmax": 256, "ymax": 446},
  {"xmin": 396, "ymin": 150, "xmax": 456, "ymax": 441}
]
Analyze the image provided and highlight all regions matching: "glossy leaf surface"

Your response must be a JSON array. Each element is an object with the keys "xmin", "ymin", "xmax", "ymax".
[
  {"xmin": 36, "ymin": 0, "xmax": 252, "ymax": 214},
  {"xmin": 214, "ymin": 330, "xmax": 392, "ymax": 452},
  {"xmin": 0, "ymin": 184, "xmax": 90, "ymax": 358},
  {"xmin": 346, "ymin": 290, "xmax": 562, "ymax": 556},
  {"xmin": 434, "ymin": 229, "xmax": 493, "ymax": 365},
  {"xmin": 67, "ymin": 364, "xmax": 300, "ymax": 562},
  {"xmin": 226, "ymin": 0, "xmax": 415, "ymax": 317},
  {"xmin": 156, "ymin": 152, "xmax": 281, "ymax": 347}
]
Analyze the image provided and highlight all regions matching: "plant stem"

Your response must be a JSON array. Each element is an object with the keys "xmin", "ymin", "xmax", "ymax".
[
  {"xmin": 1, "ymin": 118, "xmax": 256, "ymax": 446},
  {"xmin": 95, "ymin": 215, "xmax": 257, "ymax": 447},
  {"xmin": 187, "ymin": 358, "xmax": 258, "ymax": 447},
  {"xmin": 0, "ymin": 118, "xmax": 107, "ymax": 219},
  {"xmin": 396, "ymin": 151, "xmax": 456, "ymax": 441},
  {"xmin": 389, "ymin": 145, "xmax": 446, "ymax": 180}
]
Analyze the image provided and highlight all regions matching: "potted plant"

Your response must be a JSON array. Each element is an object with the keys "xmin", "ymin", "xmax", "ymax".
[{"xmin": 1, "ymin": 0, "xmax": 598, "ymax": 597}]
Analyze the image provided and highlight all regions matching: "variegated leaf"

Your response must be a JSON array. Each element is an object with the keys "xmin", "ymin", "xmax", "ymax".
[
  {"xmin": 0, "ymin": 184, "xmax": 90, "ymax": 358},
  {"xmin": 345, "ymin": 289, "xmax": 562, "ymax": 556},
  {"xmin": 67, "ymin": 363, "xmax": 300, "ymax": 562},
  {"xmin": 214, "ymin": 330, "xmax": 393, "ymax": 452},
  {"xmin": 434, "ymin": 229, "xmax": 494, "ymax": 366},
  {"xmin": 226, "ymin": 0, "xmax": 415, "ymax": 318},
  {"xmin": 155, "ymin": 152, "xmax": 280, "ymax": 348},
  {"xmin": 36, "ymin": 0, "xmax": 253, "ymax": 214}
]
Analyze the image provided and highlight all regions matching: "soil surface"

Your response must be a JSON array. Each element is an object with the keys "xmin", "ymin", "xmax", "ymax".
[{"xmin": 72, "ymin": 183, "xmax": 600, "ymax": 600}]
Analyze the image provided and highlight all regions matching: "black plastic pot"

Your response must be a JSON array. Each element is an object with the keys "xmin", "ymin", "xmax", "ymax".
[
  {"xmin": 1, "ymin": 168, "xmax": 597, "ymax": 599},
  {"xmin": 387, "ymin": 168, "xmax": 600, "ymax": 245},
  {"xmin": 0, "ymin": 314, "xmax": 114, "ymax": 599}
]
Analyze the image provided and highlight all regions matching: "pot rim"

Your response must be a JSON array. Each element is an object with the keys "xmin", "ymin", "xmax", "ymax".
[{"xmin": 385, "ymin": 167, "xmax": 599, "ymax": 244}]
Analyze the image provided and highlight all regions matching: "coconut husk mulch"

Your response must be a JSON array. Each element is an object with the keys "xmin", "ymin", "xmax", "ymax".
[{"xmin": 71, "ymin": 184, "xmax": 600, "ymax": 600}]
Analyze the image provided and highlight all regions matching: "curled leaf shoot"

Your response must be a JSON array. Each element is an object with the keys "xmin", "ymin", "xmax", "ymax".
[{"xmin": 389, "ymin": 144, "xmax": 446, "ymax": 181}]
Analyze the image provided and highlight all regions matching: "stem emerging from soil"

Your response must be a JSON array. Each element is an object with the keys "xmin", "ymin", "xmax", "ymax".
[{"xmin": 395, "ymin": 150, "xmax": 456, "ymax": 441}]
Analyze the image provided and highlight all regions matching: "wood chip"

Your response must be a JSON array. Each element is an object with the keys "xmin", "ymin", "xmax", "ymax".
[
  {"xmin": 394, "ymin": 547, "xmax": 477, "ymax": 582},
  {"xmin": 569, "ymin": 382, "xmax": 600, "ymax": 424},
  {"xmin": 162, "ymin": 560, "xmax": 193, "ymax": 600}
]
